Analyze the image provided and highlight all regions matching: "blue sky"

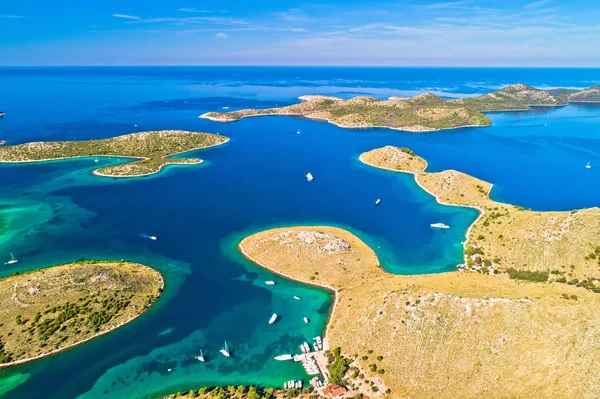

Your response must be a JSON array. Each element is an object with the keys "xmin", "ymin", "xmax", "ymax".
[{"xmin": 1, "ymin": 0, "xmax": 599, "ymax": 66}]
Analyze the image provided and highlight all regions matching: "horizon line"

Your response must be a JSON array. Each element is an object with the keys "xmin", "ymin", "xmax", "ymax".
[{"xmin": 1, "ymin": 65, "xmax": 600, "ymax": 69}]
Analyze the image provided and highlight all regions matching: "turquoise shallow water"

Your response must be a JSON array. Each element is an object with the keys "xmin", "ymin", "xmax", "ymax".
[{"xmin": 0, "ymin": 67, "xmax": 599, "ymax": 398}]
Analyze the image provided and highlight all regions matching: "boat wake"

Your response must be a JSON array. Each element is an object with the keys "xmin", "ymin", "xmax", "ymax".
[{"xmin": 138, "ymin": 233, "xmax": 157, "ymax": 241}]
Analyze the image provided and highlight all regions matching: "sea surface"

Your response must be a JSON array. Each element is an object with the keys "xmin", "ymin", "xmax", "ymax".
[{"xmin": 0, "ymin": 67, "xmax": 599, "ymax": 399}]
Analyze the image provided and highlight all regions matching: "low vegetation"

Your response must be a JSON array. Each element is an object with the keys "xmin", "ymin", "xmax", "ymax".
[
  {"xmin": 0, "ymin": 260, "xmax": 163, "ymax": 366},
  {"xmin": 160, "ymin": 386, "xmax": 311, "ymax": 399},
  {"xmin": 240, "ymin": 226, "xmax": 600, "ymax": 399},
  {"xmin": 0, "ymin": 130, "xmax": 228, "ymax": 177}
]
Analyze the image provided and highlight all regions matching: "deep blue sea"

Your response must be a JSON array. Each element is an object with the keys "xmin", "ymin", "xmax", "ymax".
[{"xmin": 0, "ymin": 67, "xmax": 599, "ymax": 399}]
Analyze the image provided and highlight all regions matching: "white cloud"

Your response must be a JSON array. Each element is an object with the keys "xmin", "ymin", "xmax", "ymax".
[
  {"xmin": 426, "ymin": 1, "xmax": 471, "ymax": 9},
  {"xmin": 112, "ymin": 14, "xmax": 140, "ymax": 20},
  {"xmin": 178, "ymin": 8, "xmax": 210, "ymax": 13},
  {"xmin": 524, "ymin": 0, "xmax": 552, "ymax": 9},
  {"xmin": 215, "ymin": 32, "xmax": 228, "ymax": 38}
]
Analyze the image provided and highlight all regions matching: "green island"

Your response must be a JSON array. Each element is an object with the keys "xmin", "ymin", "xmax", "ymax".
[
  {"xmin": 0, "ymin": 130, "xmax": 229, "ymax": 178},
  {"xmin": 201, "ymin": 84, "xmax": 600, "ymax": 132},
  {"xmin": 0, "ymin": 260, "xmax": 163, "ymax": 367}
]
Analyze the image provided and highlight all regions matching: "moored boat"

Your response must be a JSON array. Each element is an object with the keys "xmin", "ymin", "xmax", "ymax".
[
  {"xmin": 274, "ymin": 354, "xmax": 293, "ymax": 361},
  {"xmin": 4, "ymin": 253, "xmax": 17, "ymax": 265},
  {"xmin": 265, "ymin": 280, "xmax": 276, "ymax": 285},
  {"xmin": 269, "ymin": 313, "xmax": 278, "ymax": 324},
  {"xmin": 220, "ymin": 341, "xmax": 230, "ymax": 357}
]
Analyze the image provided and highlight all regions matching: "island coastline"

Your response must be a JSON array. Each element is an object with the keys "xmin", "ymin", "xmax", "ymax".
[
  {"xmin": 0, "ymin": 261, "xmax": 164, "ymax": 369},
  {"xmin": 0, "ymin": 131, "xmax": 229, "ymax": 178}
]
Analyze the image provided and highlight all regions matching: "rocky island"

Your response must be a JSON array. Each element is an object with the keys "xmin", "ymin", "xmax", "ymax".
[
  {"xmin": 0, "ymin": 260, "xmax": 163, "ymax": 368},
  {"xmin": 201, "ymin": 84, "xmax": 600, "ymax": 132},
  {"xmin": 360, "ymin": 146, "xmax": 600, "ymax": 282},
  {"xmin": 201, "ymin": 94, "xmax": 491, "ymax": 132},
  {"xmin": 240, "ymin": 225, "xmax": 600, "ymax": 399},
  {"xmin": 0, "ymin": 130, "xmax": 229, "ymax": 178}
]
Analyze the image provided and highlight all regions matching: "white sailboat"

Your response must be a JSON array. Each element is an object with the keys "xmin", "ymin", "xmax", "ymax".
[
  {"xmin": 586, "ymin": 161, "xmax": 591, "ymax": 169},
  {"xmin": 297, "ymin": 129, "xmax": 301, "ymax": 134},
  {"xmin": 269, "ymin": 313, "xmax": 278, "ymax": 324},
  {"xmin": 197, "ymin": 349, "xmax": 205, "ymax": 362},
  {"xmin": 4, "ymin": 253, "xmax": 17, "ymax": 265},
  {"xmin": 303, "ymin": 317, "xmax": 310, "ymax": 324},
  {"xmin": 220, "ymin": 341, "xmax": 230, "ymax": 357},
  {"xmin": 306, "ymin": 172, "xmax": 313, "ymax": 182}
]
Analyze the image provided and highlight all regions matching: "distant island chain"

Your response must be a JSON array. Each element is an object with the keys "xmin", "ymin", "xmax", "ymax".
[{"xmin": 201, "ymin": 84, "xmax": 600, "ymax": 132}]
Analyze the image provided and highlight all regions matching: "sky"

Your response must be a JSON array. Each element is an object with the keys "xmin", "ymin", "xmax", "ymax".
[{"xmin": 1, "ymin": 0, "xmax": 600, "ymax": 66}]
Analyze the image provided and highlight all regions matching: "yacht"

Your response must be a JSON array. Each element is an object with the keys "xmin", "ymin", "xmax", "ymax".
[
  {"xmin": 586, "ymin": 161, "xmax": 592, "ymax": 169},
  {"xmin": 197, "ymin": 349, "xmax": 205, "ymax": 362},
  {"xmin": 4, "ymin": 253, "xmax": 17, "ymax": 265},
  {"xmin": 430, "ymin": 223, "xmax": 450, "ymax": 229},
  {"xmin": 375, "ymin": 199, "xmax": 381, "ymax": 206},
  {"xmin": 269, "ymin": 313, "xmax": 278, "ymax": 324},
  {"xmin": 220, "ymin": 341, "xmax": 230, "ymax": 357},
  {"xmin": 293, "ymin": 295, "xmax": 301, "ymax": 300},
  {"xmin": 149, "ymin": 236, "xmax": 157, "ymax": 240},
  {"xmin": 274, "ymin": 354, "xmax": 293, "ymax": 361},
  {"xmin": 303, "ymin": 317, "xmax": 310, "ymax": 324},
  {"xmin": 306, "ymin": 172, "xmax": 313, "ymax": 182},
  {"xmin": 265, "ymin": 281, "xmax": 276, "ymax": 285}
]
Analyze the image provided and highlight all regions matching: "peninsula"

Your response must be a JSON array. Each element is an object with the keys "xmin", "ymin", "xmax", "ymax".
[
  {"xmin": 201, "ymin": 84, "xmax": 600, "ymax": 132},
  {"xmin": 0, "ymin": 130, "xmax": 229, "ymax": 178},
  {"xmin": 240, "ymin": 226, "xmax": 600, "ymax": 399},
  {"xmin": 360, "ymin": 146, "xmax": 600, "ymax": 283},
  {"xmin": 0, "ymin": 260, "xmax": 163, "ymax": 368}
]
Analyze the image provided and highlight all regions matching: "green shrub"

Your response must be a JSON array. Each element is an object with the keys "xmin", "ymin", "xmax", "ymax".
[{"xmin": 506, "ymin": 268, "xmax": 548, "ymax": 282}]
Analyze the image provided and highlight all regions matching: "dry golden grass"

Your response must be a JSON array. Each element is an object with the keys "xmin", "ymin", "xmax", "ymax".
[
  {"xmin": 241, "ymin": 226, "xmax": 600, "ymax": 399},
  {"xmin": 361, "ymin": 146, "xmax": 600, "ymax": 280},
  {"xmin": 0, "ymin": 261, "xmax": 163, "ymax": 367}
]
